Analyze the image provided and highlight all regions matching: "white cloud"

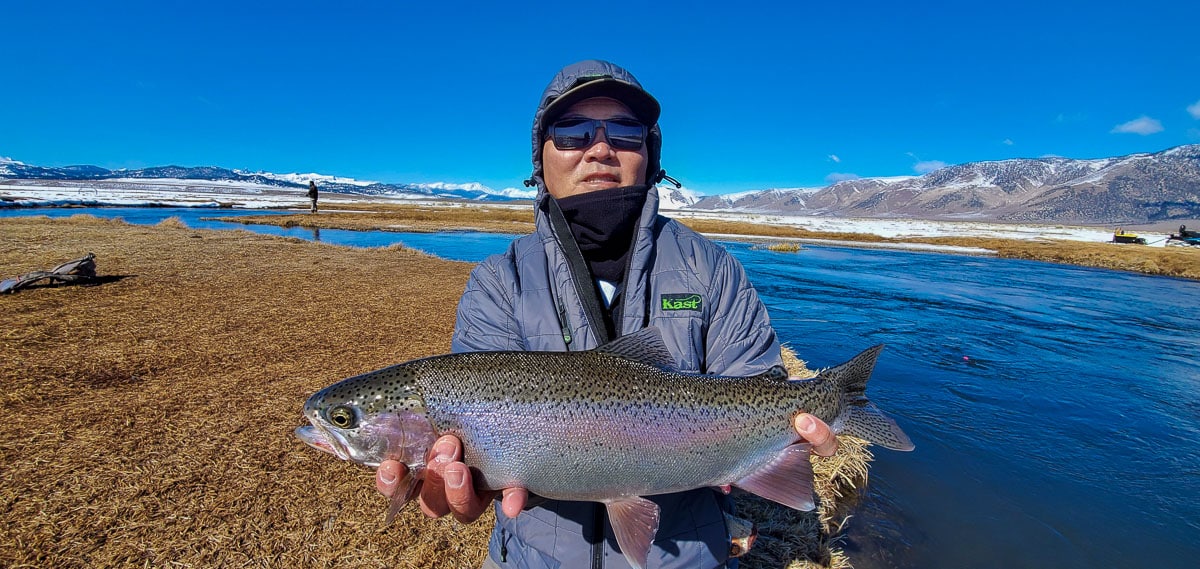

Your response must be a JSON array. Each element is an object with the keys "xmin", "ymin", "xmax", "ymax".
[
  {"xmin": 913, "ymin": 160, "xmax": 948, "ymax": 174},
  {"xmin": 825, "ymin": 172, "xmax": 860, "ymax": 183},
  {"xmin": 1188, "ymin": 100, "xmax": 1200, "ymax": 120},
  {"xmin": 1111, "ymin": 116, "xmax": 1163, "ymax": 135},
  {"xmin": 828, "ymin": 154, "xmax": 841, "ymax": 163},
  {"xmin": 1002, "ymin": 139, "xmax": 1014, "ymax": 146}
]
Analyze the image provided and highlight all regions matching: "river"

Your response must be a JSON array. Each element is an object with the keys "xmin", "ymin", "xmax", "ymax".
[{"xmin": 4, "ymin": 206, "xmax": 1198, "ymax": 568}]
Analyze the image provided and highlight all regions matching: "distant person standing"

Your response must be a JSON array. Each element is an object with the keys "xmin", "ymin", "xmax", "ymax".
[{"xmin": 307, "ymin": 180, "xmax": 319, "ymax": 213}]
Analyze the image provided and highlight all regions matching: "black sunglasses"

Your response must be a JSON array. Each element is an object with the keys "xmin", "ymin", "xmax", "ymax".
[{"xmin": 547, "ymin": 118, "xmax": 647, "ymax": 151}]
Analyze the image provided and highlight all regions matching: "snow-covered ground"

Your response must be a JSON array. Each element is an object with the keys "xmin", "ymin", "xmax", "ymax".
[
  {"xmin": 0, "ymin": 179, "xmax": 1171, "ymax": 246},
  {"xmin": 0, "ymin": 179, "xmax": 429, "ymax": 209},
  {"xmin": 666, "ymin": 210, "xmax": 1171, "ymax": 246}
]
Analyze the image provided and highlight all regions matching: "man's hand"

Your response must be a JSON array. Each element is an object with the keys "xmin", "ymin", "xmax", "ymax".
[
  {"xmin": 794, "ymin": 412, "xmax": 838, "ymax": 456},
  {"xmin": 376, "ymin": 435, "xmax": 529, "ymax": 523}
]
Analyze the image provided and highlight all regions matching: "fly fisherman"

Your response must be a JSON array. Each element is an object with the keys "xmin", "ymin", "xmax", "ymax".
[{"xmin": 376, "ymin": 60, "xmax": 838, "ymax": 569}]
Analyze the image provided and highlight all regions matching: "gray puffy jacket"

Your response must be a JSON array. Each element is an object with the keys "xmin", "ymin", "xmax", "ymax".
[{"xmin": 451, "ymin": 186, "xmax": 782, "ymax": 569}]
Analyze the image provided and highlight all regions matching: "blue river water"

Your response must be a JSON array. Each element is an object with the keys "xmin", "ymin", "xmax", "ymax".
[{"xmin": 5, "ymin": 207, "xmax": 1199, "ymax": 568}]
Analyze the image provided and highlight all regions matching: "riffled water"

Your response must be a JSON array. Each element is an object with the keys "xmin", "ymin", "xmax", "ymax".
[
  {"xmin": 728, "ymin": 242, "xmax": 1200, "ymax": 569},
  {"xmin": 5, "ymin": 207, "xmax": 1199, "ymax": 568}
]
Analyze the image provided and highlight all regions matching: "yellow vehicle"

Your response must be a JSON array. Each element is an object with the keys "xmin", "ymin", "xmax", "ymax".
[{"xmin": 1112, "ymin": 229, "xmax": 1147, "ymax": 245}]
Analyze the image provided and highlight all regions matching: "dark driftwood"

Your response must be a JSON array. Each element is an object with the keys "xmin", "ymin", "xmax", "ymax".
[{"xmin": 1, "ymin": 252, "xmax": 96, "ymax": 293}]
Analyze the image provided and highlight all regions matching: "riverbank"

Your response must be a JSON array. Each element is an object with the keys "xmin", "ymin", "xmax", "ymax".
[
  {"xmin": 0, "ymin": 215, "xmax": 870, "ymax": 569},
  {"xmin": 215, "ymin": 203, "xmax": 1200, "ymax": 280}
]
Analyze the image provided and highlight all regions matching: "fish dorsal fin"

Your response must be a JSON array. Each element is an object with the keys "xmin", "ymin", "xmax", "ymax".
[
  {"xmin": 595, "ymin": 327, "xmax": 676, "ymax": 369},
  {"xmin": 732, "ymin": 443, "xmax": 815, "ymax": 511},
  {"xmin": 605, "ymin": 496, "xmax": 661, "ymax": 569}
]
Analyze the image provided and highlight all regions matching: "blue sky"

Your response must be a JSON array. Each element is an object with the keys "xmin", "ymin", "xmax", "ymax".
[{"xmin": 3, "ymin": 0, "xmax": 1198, "ymax": 195}]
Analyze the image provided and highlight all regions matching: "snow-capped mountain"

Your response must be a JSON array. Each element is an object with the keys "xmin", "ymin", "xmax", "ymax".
[
  {"xmin": 688, "ymin": 145, "xmax": 1200, "ymax": 224},
  {"xmin": 658, "ymin": 185, "xmax": 703, "ymax": 210},
  {"xmin": 242, "ymin": 170, "xmax": 379, "ymax": 188},
  {"xmin": 0, "ymin": 162, "xmax": 536, "ymax": 202},
  {"xmin": 3, "ymin": 144, "xmax": 1196, "ymax": 224}
]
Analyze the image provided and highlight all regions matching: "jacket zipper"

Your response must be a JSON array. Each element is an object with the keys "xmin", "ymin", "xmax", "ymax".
[{"xmin": 592, "ymin": 503, "xmax": 604, "ymax": 569}]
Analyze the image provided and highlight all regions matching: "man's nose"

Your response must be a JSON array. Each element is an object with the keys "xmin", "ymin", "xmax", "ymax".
[{"xmin": 582, "ymin": 126, "xmax": 616, "ymax": 158}]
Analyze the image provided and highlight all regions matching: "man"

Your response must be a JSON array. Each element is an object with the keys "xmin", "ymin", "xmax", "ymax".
[
  {"xmin": 377, "ymin": 60, "xmax": 837, "ymax": 568},
  {"xmin": 308, "ymin": 180, "xmax": 319, "ymax": 213}
]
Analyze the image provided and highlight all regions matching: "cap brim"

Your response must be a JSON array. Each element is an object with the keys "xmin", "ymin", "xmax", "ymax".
[{"xmin": 543, "ymin": 79, "xmax": 661, "ymax": 126}]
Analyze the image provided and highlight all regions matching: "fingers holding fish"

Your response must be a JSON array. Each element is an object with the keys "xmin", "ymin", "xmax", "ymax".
[
  {"xmin": 500, "ymin": 487, "xmax": 529, "ymax": 518},
  {"xmin": 420, "ymin": 435, "xmax": 497, "ymax": 524},
  {"xmin": 376, "ymin": 459, "xmax": 405, "ymax": 498},
  {"xmin": 418, "ymin": 435, "xmax": 461, "ymax": 519},
  {"xmin": 795, "ymin": 413, "xmax": 838, "ymax": 457}
]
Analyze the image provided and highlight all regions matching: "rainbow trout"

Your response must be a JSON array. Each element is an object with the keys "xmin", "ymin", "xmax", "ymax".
[{"xmin": 296, "ymin": 327, "xmax": 913, "ymax": 569}]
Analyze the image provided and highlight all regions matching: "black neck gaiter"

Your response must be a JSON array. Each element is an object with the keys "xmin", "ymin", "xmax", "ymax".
[{"xmin": 555, "ymin": 185, "xmax": 649, "ymax": 286}]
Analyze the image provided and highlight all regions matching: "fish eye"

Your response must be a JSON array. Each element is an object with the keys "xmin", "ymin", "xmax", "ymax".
[{"xmin": 327, "ymin": 406, "xmax": 357, "ymax": 429}]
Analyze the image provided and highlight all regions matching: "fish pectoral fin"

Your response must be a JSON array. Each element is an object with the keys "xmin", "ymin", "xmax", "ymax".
[
  {"xmin": 733, "ymin": 443, "xmax": 816, "ymax": 511},
  {"xmin": 383, "ymin": 468, "xmax": 423, "ymax": 526},
  {"xmin": 605, "ymin": 497, "xmax": 661, "ymax": 569}
]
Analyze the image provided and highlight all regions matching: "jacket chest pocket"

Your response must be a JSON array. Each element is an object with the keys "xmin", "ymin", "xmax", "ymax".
[{"xmin": 648, "ymin": 311, "xmax": 705, "ymax": 373}]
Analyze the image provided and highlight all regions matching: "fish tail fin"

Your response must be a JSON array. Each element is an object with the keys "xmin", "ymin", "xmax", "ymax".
[{"xmin": 823, "ymin": 345, "xmax": 915, "ymax": 451}]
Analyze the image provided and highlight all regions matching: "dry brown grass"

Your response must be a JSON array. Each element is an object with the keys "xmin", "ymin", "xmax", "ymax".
[
  {"xmin": 220, "ymin": 203, "xmax": 535, "ymax": 235},
  {"xmin": 216, "ymin": 204, "xmax": 1200, "ymax": 280},
  {"xmin": 0, "ymin": 215, "xmax": 874, "ymax": 569},
  {"xmin": 1, "ymin": 214, "xmax": 486, "ymax": 568},
  {"xmin": 931, "ymin": 236, "xmax": 1200, "ymax": 278}
]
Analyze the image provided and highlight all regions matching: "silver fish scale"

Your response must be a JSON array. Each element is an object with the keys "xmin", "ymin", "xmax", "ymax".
[{"xmin": 394, "ymin": 350, "xmax": 841, "ymax": 500}]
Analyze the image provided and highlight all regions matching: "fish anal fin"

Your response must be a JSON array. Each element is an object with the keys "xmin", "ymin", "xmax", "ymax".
[
  {"xmin": 605, "ymin": 496, "xmax": 661, "ymax": 569},
  {"xmin": 843, "ymin": 403, "xmax": 915, "ymax": 451},
  {"xmin": 733, "ymin": 443, "xmax": 815, "ymax": 511}
]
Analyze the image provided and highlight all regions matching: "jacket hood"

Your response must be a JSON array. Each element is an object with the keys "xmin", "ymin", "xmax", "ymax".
[{"xmin": 526, "ymin": 60, "xmax": 664, "ymax": 192}]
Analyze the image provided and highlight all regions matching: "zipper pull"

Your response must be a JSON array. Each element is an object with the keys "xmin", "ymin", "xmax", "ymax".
[
  {"xmin": 660, "ymin": 171, "xmax": 682, "ymax": 188},
  {"xmin": 557, "ymin": 299, "xmax": 573, "ymax": 347}
]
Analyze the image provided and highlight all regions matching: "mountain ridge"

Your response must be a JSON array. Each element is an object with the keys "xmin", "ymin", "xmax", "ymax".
[
  {"xmin": 687, "ymin": 144, "xmax": 1200, "ymax": 224},
  {"xmin": 0, "ymin": 162, "xmax": 532, "ymax": 202},
  {"xmin": 3, "ymin": 144, "xmax": 1198, "ymax": 224}
]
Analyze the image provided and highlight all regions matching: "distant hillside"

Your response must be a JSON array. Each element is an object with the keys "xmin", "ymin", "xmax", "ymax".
[
  {"xmin": 689, "ymin": 145, "xmax": 1200, "ymax": 224},
  {"xmin": 0, "ymin": 160, "xmax": 532, "ymax": 202},
  {"xmin": 4, "ymin": 144, "xmax": 1198, "ymax": 224}
]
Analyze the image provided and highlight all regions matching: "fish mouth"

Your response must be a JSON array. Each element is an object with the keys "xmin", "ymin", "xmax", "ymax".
[{"xmin": 295, "ymin": 420, "xmax": 351, "ymax": 461}]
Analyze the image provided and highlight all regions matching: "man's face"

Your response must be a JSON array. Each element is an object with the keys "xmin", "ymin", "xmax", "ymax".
[{"xmin": 541, "ymin": 97, "xmax": 648, "ymax": 199}]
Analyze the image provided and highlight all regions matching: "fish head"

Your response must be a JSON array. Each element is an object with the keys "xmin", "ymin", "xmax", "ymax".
[{"xmin": 295, "ymin": 364, "xmax": 436, "ymax": 470}]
